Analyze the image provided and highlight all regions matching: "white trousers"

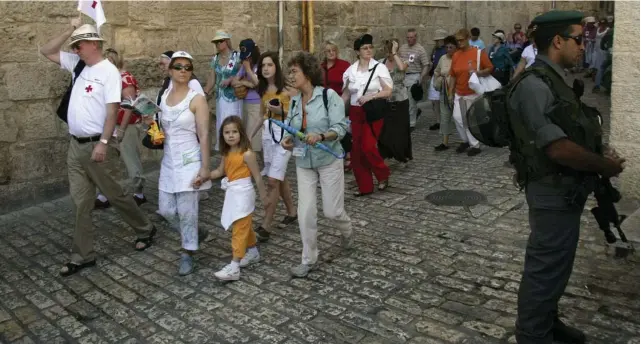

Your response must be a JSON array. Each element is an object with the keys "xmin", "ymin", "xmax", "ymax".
[
  {"xmin": 452, "ymin": 93, "xmax": 481, "ymax": 148},
  {"xmin": 296, "ymin": 159, "xmax": 352, "ymax": 265},
  {"xmin": 158, "ymin": 190, "xmax": 200, "ymax": 251}
]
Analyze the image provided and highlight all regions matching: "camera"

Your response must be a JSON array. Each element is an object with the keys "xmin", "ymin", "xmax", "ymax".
[{"xmin": 269, "ymin": 98, "xmax": 281, "ymax": 107}]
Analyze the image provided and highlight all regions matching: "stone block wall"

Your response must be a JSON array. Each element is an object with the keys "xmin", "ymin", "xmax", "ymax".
[{"xmin": 0, "ymin": 1, "xmax": 602, "ymax": 213}]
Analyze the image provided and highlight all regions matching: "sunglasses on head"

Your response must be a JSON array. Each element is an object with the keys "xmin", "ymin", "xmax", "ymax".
[{"xmin": 171, "ymin": 64, "xmax": 194, "ymax": 71}]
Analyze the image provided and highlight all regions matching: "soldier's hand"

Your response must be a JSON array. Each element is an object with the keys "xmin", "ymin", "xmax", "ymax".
[{"xmin": 602, "ymin": 157, "xmax": 626, "ymax": 178}]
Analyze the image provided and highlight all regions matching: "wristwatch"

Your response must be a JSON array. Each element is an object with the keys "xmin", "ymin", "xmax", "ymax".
[{"xmin": 99, "ymin": 138, "xmax": 109, "ymax": 145}]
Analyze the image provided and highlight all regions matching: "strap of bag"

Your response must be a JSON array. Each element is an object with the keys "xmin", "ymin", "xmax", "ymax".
[
  {"xmin": 476, "ymin": 48, "xmax": 481, "ymax": 71},
  {"xmin": 72, "ymin": 60, "xmax": 86, "ymax": 84},
  {"xmin": 362, "ymin": 63, "xmax": 379, "ymax": 96},
  {"xmin": 268, "ymin": 103, "xmax": 285, "ymax": 144}
]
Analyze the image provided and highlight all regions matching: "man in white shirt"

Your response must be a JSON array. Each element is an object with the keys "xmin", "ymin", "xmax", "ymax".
[{"xmin": 40, "ymin": 18, "xmax": 157, "ymax": 277}]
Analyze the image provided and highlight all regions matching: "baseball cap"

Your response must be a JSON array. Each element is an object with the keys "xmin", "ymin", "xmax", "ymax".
[{"xmin": 239, "ymin": 39, "xmax": 256, "ymax": 60}]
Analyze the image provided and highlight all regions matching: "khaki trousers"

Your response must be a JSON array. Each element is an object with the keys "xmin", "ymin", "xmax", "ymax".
[
  {"xmin": 243, "ymin": 102, "xmax": 263, "ymax": 152},
  {"xmin": 68, "ymin": 137, "xmax": 154, "ymax": 264}
]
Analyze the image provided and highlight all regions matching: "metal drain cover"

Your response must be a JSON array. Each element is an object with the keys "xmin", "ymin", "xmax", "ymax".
[{"xmin": 425, "ymin": 190, "xmax": 487, "ymax": 206}]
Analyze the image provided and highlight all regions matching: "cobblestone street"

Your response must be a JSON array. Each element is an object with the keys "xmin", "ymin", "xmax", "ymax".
[{"xmin": 0, "ymin": 88, "xmax": 639, "ymax": 344}]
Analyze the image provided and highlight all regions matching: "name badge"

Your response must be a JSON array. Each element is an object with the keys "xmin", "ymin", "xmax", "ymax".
[{"xmin": 293, "ymin": 139, "xmax": 306, "ymax": 157}]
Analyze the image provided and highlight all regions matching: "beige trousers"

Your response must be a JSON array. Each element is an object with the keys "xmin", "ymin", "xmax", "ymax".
[
  {"xmin": 68, "ymin": 137, "xmax": 154, "ymax": 264},
  {"xmin": 243, "ymin": 102, "xmax": 263, "ymax": 152}
]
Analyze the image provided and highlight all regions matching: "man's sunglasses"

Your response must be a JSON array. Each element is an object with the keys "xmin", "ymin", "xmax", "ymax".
[
  {"xmin": 561, "ymin": 34, "xmax": 583, "ymax": 45},
  {"xmin": 171, "ymin": 64, "xmax": 194, "ymax": 72}
]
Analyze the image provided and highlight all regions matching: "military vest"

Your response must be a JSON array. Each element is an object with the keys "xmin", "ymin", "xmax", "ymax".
[{"xmin": 507, "ymin": 62, "xmax": 602, "ymax": 187}]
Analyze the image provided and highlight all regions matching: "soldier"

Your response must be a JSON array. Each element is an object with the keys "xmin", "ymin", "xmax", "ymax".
[{"xmin": 507, "ymin": 11, "xmax": 625, "ymax": 344}]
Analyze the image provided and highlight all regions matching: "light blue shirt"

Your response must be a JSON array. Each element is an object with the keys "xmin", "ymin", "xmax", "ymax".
[
  {"xmin": 469, "ymin": 39, "xmax": 486, "ymax": 50},
  {"xmin": 284, "ymin": 86, "xmax": 348, "ymax": 169}
]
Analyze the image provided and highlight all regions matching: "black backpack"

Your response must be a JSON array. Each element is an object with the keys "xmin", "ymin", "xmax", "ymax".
[{"xmin": 56, "ymin": 60, "xmax": 86, "ymax": 123}]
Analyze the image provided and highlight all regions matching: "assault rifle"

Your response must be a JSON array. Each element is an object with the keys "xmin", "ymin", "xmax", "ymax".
[{"xmin": 573, "ymin": 79, "xmax": 633, "ymax": 258}]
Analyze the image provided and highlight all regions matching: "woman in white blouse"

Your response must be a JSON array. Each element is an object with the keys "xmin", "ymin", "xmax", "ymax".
[{"xmin": 342, "ymin": 34, "xmax": 393, "ymax": 196}]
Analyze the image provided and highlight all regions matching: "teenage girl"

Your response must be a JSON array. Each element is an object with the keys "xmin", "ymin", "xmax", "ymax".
[{"xmin": 194, "ymin": 116, "xmax": 269, "ymax": 281}]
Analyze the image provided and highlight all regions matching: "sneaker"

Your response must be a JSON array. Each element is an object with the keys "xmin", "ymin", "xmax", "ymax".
[
  {"xmin": 434, "ymin": 144, "xmax": 449, "ymax": 151},
  {"xmin": 342, "ymin": 231, "xmax": 354, "ymax": 250},
  {"xmin": 429, "ymin": 123, "xmax": 440, "ymax": 131},
  {"xmin": 467, "ymin": 147, "xmax": 481, "ymax": 156},
  {"xmin": 552, "ymin": 318, "xmax": 586, "ymax": 344},
  {"xmin": 198, "ymin": 229, "xmax": 209, "ymax": 243},
  {"xmin": 455, "ymin": 142, "xmax": 470, "ymax": 153},
  {"xmin": 133, "ymin": 195, "xmax": 147, "ymax": 206},
  {"xmin": 278, "ymin": 215, "xmax": 298, "ymax": 229},
  {"xmin": 290, "ymin": 264, "xmax": 315, "ymax": 278},
  {"xmin": 178, "ymin": 253, "xmax": 194, "ymax": 276},
  {"xmin": 239, "ymin": 249, "xmax": 260, "ymax": 268},
  {"xmin": 255, "ymin": 226, "xmax": 271, "ymax": 242},
  {"xmin": 214, "ymin": 264, "xmax": 240, "ymax": 281},
  {"xmin": 94, "ymin": 198, "xmax": 111, "ymax": 209}
]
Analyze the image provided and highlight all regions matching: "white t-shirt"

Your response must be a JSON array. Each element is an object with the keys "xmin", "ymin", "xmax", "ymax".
[
  {"xmin": 168, "ymin": 79, "xmax": 205, "ymax": 96},
  {"xmin": 521, "ymin": 45, "xmax": 537, "ymax": 68},
  {"xmin": 343, "ymin": 59, "xmax": 393, "ymax": 106},
  {"xmin": 60, "ymin": 52, "xmax": 122, "ymax": 137}
]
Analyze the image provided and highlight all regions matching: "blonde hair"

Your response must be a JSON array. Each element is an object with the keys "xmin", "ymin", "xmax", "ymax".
[
  {"xmin": 455, "ymin": 28, "xmax": 471, "ymax": 40},
  {"xmin": 322, "ymin": 40, "xmax": 339, "ymax": 62},
  {"xmin": 104, "ymin": 48, "xmax": 124, "ymax": 69}
]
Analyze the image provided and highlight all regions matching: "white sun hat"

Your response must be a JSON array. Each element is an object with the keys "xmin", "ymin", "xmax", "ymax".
[{"xmin": 69, "ymin": 24, "xmax": 104, "ymax": 46}]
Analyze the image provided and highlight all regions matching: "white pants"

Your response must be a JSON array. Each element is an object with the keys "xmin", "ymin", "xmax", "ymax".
[
  {"xmin": 262, "ymin": 120, "xmax": 292, "ymax": 181},
  {"xmin": 404, "ymin": 73, "xmax": 421, "ymax": 127},
  {"xmin": 452, "ymin": 93, "xmax": 481, "ymax": 148},
  {"xmin": 296, "ymin": 159, "xmax": 352, "ymax": 265},
  {"xmin": 158, "ymin": 190, "xmax": 200, "ymax": 251}
]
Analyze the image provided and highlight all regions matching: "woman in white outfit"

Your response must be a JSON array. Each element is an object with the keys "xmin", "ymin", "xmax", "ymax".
[
  {"xmin": 204, "ymin": 31, "xmax": 243, "ymax": 151},
  {"xmin": 155, "ymin": 51, "xmax": 212, "ymax": 276}
]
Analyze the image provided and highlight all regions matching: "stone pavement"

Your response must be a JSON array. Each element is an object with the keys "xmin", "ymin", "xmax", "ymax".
[{"xmin": 0, "ymin": 92, "xmax": 639, "ymax": 344}]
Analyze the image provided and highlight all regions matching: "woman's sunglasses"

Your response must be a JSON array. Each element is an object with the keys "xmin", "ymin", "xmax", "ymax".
[{"xmin": 171, "ymin": 64, "xmax": 194, "ymax": 72}]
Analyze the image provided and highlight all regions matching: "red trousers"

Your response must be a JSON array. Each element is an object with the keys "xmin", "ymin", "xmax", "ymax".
[{"xmin": 349, "ymin": 106, "xmax": 390, "ymax": 194}]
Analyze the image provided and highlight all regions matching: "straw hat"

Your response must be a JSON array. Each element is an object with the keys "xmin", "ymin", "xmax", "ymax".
[
  {"xmin": 433, "ymin": 29, "xmax": 448, "ymax": 41},
  {"xmin": 69, "ymin": 24, "xmax": 104, "ymax": 46},
  {"xmin": 211, "ymin": 30, "xmax": 232, "ymax": 43}
]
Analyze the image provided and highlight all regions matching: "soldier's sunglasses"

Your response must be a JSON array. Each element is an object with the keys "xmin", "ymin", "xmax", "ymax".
[
  {"xmin": 561, "ymin": 34, "xmax": 583, "ymax": 45},
  {"xmin": 171, "ymin": 64, "xmax": 194, "ymax": 72}
]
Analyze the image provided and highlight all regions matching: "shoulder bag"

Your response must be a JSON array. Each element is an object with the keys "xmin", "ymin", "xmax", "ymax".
[
  {"xmin": 468, "ymin": 48, "xmax": 502, "ymax": 94},
  {"xmin": 361, "ymin": 63, "xmax": 389, "ymax": 123}
]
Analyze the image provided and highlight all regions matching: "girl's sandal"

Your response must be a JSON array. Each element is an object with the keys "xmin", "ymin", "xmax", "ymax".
[
  {"xmin": 59, "ymin": 260, "xmax": 96, "ymax": 277},
  {"xmin": 378, "ymin": 180, "xmax": 389, "ymax": 191},
  {"xmin": 134, "ymin": 226, "xmax": 157, "ymax": 251}
]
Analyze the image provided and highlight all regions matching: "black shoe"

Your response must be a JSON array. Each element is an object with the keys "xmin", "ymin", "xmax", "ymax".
[
  {"xmin": 94, "ymin": 199, "xmax": 111, "ymax": 209},
  {"xmin": 434, "ymin": 144, "xmax": 449, "ymax": 151},
  {"xmin": 134, "ymin": 195, "xmax": 147, "ymax": 206},
  {"xmin": 416, "ymin": 109, "xmax": 422, "ymax": 119},
  {"xmin": 278, "ymin": 215, "xmax": 298, "ymax": 229},
  {"xmin": 455, "ymin": 142, "xmax": 470, "ymax": 153},
  {"xmin": 467, "ymin": 147, "xmax": 481, "ymax": 156},
  {"xmin": 429, "ymin": 123, "xmax": 440, "ymax": 131},
  {"xmin": 255, "ymin": 226, "xmax": 271, "ymax": 243},
  {"xmin": 409, "ymin": 127, "xmax": 416, "ymax": 133},
  {"xmin": 552, "ymin": 319, "xmax": 586, "ymax": 344}
]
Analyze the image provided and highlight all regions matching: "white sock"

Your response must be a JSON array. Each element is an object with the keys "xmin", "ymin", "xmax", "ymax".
[
  {"xmin": 134, "ymin": 193, "xmax": 144, "ymax": 199},
  {"xmin": 97, "ymin": 194, "xmax": 108, "ymax": 202},
  {"xmin": 230, "ymin": 261, "xmax": 240, "ymax": 270},
  {"xmin": 248, "ymin": 247, "xmax": 259, "ymax": 256}
]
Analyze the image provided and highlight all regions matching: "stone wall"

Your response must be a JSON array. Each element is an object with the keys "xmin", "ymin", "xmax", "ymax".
[
  {"xmin": 609, "ymin": 1, "xmax": 639, "ymax": 200},
  {"xmin": 0, "ymin": 1, "xmax": 603, "ymax": 213}
]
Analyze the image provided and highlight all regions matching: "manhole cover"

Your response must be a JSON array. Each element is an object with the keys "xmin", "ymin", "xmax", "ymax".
[{"xmin": 425, "ymin": 190, "xmax": 487, "ymax": 206}]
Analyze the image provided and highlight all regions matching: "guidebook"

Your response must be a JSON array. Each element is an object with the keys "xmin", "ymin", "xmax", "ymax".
[{"xmin": 120, "ymin": 94, "xmax": 161, "ymax": 117}]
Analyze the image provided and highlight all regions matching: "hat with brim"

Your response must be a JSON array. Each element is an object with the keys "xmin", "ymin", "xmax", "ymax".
[
  {"xmin": 69, "ymin": 24, "xmax": 104, "ymax": 46},
  {"xmin": 170, "ymin": 51, "xmax": 194, "ymax": 63},
  {"xmin": 433, "ymin": 29, "xmax": 448, "ymax": 41},
  {"xmin": 492, "ymin": 32, "xmax": 506, "ymax": 42},
  {"xmin": 211, "ymin": 30, "xmax": 231, "ymax": 43}
]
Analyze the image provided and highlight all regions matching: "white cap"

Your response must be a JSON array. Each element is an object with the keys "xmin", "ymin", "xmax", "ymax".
[
  {"xmin": 492, "ymin": 32, "xmax": 506, "ymax": 42},
  {"xmin": 69, "ymin": 24, "xmax": 104, "ymax": 46},
  {"xmin": 170, "ymin": 51, "xmax": 194, "ymax": 61}
]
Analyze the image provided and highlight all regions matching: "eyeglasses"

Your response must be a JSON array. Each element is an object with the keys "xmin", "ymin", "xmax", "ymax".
[
  {"xmin": 171, "ymin": 64, "xmax": 194, "ymax": 72},
  {"xmin": 71, "ymin": 42, "xmax": 81, "ymax": 51},
  {"xmin": 514, "ymin": 27, "xmax": 521, "ymax": 30},
  {"xmin": 561, "ymin": 34, "xmax": 583, "ymax": 45}
]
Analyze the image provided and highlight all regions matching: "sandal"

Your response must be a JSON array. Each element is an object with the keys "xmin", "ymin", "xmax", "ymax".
[
  {"xmin": 134, "ymin": 226, "xmax": 157, "ymax": 251},
  {"xmin": 378, "ymin": 180, "xmax": 389, "ymax": 191},
  {"xmin": 59, "ymin": 260, "xmax": 96, "ymax": 277},
  {"xmin": 353, "ymin": 191, "xmax": 373, "ymax": 197}
]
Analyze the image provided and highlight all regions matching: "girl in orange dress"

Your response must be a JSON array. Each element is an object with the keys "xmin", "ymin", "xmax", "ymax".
[{"xmin": 193, "ymin": 116, "xmax": 269, "ymax": 281}]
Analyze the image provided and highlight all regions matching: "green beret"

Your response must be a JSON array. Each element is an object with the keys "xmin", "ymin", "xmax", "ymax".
[{"xmin": 531, "ymin": 10, "xmax": 584, "ymax": 27}]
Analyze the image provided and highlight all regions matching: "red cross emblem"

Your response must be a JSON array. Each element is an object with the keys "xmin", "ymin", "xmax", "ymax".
[
  {"xmin": 91, "ymin": 1, "xmax": 97, "ymax": 8},
  {"xmin": 228, "ymin": 62, "xmax": 233, "ymax": 68},
  {"xmin": 85, "ymin": 85, "xmax": 93, "ymax": 93}
]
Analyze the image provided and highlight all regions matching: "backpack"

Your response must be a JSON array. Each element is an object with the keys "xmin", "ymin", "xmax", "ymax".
[{"xmin": 56, "ymin": 60, "xmax": 86, "ymax": 123}]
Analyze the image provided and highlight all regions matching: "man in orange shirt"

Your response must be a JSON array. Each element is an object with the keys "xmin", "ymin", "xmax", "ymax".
[{"xmin": 448, "ymin": 28, "xmax": 494, "ymax": 156}]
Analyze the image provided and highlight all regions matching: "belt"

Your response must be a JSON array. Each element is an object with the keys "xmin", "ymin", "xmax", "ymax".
[{"xmin": 72, "ymin": 135, "xmax": 102, "ymax": 144}]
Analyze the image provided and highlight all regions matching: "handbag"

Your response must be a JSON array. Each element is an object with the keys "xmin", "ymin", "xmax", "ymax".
[
  {"xmin": 361, "ymin": 63, "xmax": 389, "ymax": 123},
  {"xmin": 468, "ymin": 48, "xmax": 502, "ymax": 94},
  {"xmin": 142, "ymin": 113, "xmax": 164, "ymax": 150}
]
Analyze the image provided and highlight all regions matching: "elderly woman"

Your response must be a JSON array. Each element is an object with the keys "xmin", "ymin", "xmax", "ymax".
[
  {"xmin": 93, "ymin": 48, "xmax": 147, "ymax": 209},
  {"xmin": 155, "ymin": 51, "xmax": 211, "ymax": 275},
  {"xmin": 321, "ymin": 40, "xmax": 352, "ymax": 172},
  {"xmin": 281, "ymin": 52, "xmax": 352, "ymax": 278},
  {"xmin": 233, "ymin": 39, "xmax": 262, "ymax": 152},
  {"xmin": 377, "ymin": 38, "xmax": 412, "ymax": 164},
  {"xmin": 342, "ymin": 34, "xmax": 393, "ymax": 196},
  {"xmin": 488, "ymin": 31, "xmax": 514, "ymax": 85},
  {"xmin": 427, "ymin": 29, "xmax": 448, "ymax": 131},
  {"xmin": 204, "ymin": 31, "xmax": 243, "ymax": 151},
  {"xmin": 432, "ymin": 35, "xmax": 457, "ymax": 151},
  {"xmin": 448, "ymin": 28, "xmax": 493, "ymax": 157}
]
